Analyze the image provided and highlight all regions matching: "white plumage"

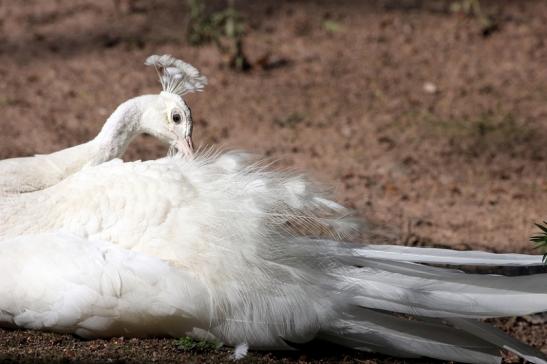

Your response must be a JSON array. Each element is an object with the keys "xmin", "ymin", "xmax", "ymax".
[
  {"xmin": 0, "ymin": 55, "xmax": 203, "ymax": 195},
  {"xmin": 0, "ymin": 151, "xmax": 545, "ymax": 364}
]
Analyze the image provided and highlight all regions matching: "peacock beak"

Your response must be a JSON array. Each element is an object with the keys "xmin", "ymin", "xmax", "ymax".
[
  {"xmin": 171, "ymin": 116, "xmax": 194, "ymax": 158},
  {"xmin": 176, "ymin": 135, "xmax": 194, "ymax": 158}
]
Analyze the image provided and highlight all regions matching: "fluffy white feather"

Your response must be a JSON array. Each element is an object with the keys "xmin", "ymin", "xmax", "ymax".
[{"xmin": 0, "ymin": 232, "xmax": 210, "ymax": 338}]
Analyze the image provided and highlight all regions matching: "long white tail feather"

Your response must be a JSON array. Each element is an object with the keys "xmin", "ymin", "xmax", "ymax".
[
  {"xmin": 321, "ymin": 309, "xmax": 502, "ymax": 364},
  {"xmin": 448, "ymin": 318, "xmax": 547, "ymax": 364},
  {"xmin": 293, "ymin": 238, "xmax": 544, "ymax": 266},
  {"xmin": 354, "ymin": 244, "xmax": 544, "ymax": 266},
  {"xmin": 342, "ymin": 261, "xmax": 547, "ymax": 318}
]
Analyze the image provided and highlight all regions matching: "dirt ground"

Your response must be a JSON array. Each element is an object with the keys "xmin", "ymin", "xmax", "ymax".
[{"xmin": 0, "ymin": 0, "xmax": 546, "ymax": 363}]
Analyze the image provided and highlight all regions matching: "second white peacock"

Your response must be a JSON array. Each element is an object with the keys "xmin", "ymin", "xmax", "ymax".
[
  {"xmin": 0, "ymin": 54, "xmax": 205, "ymax": 195},
  {"xmin": 0, "ymin": 151, "xmax": 546, "ymax": 364}
]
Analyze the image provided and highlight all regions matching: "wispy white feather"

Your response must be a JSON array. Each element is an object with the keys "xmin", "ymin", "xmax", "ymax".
[{"xmin": 232, "ymin": 342, "xmax": 249, "ymax": 360}]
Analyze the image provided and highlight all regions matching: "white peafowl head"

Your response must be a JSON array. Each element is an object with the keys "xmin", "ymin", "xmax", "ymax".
[{"xmin": 139, "ymin": 54, "xmax": 207, "ymax": 157}]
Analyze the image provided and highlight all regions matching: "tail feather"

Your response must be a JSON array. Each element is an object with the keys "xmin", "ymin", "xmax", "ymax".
[
  {"xmin": 353, "ymin": 244, "xmax": 544, "ymax": 266},
  {"xmin": 287, "ymin": 238, "xmax": 545, "ymax": 267},
  {"xmin": 278, "ymin": 239, "xmax": 547, "ymax": 318},
  {"xmin": 280, "ymin": 238, "xmax": 547, "ymax": 362},
  {"xmin": 448, "ymin": 318, "xmax": 547, "ymax": 364},
  {"xmin": 321, "ymin": 309, "xmax": 502, "ymax": 364},
  {"xmin": 341, "ymin": 259, "xmax": 547, "ymax": 318}
]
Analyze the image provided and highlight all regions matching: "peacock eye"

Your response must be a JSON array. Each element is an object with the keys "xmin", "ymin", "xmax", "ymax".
[{"xmin": 171, "ymin": 110, "xmax": 182, "ymax": 124}]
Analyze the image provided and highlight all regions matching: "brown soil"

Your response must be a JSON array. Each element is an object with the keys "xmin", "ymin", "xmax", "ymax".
[{"xmin": 0, "ymin": 0, "xmax": 546, "ymax": 363}]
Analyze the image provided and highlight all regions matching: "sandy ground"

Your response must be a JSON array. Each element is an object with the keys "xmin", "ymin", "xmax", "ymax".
[{"xmin": 0, "ymin": 0, "xmax": 546, "ymax": 362}]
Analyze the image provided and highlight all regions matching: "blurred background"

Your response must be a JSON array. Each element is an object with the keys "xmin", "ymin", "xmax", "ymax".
[{"xmin": 0, "ymin": 1, "xmax": 546, "ymax": 362}]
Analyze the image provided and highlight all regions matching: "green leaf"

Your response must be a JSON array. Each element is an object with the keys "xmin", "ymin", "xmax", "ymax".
[
  {"xmin": 530, "ymin": 221, "xmax": 547, "ymax": 263},
  {"xmin": 536, "ymin": 221, "xmax": 547, "ymax": 233}
]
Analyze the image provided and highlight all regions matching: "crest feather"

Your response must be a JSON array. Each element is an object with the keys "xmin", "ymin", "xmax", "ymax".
[{"xmin": 145, "ymin": 54, "xmax": 207, "ymax": 96}]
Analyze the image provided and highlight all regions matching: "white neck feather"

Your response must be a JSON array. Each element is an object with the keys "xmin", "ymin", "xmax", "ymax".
[{"xmin": 91, "ymin": 95, "xmax": 157, "ymax": 164}]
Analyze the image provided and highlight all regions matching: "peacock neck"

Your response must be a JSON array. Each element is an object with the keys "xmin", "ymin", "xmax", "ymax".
[
  {"xmin": 43, "ymin": 95, "xmax": 159, "ymax": 179},
  {"xmin": 91, "ymin": 95, "xmax": 154, "ymax": 164}
]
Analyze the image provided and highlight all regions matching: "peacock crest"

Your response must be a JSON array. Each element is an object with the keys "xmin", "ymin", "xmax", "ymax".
[{"xmin": 145, "ymin": 54, "xmax": 207, "ymax": 96}]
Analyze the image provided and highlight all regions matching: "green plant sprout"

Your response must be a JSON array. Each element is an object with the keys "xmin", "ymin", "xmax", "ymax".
[
  {"xmin": 176, "ymin": 336, "xmax": 221, "ymax": 352},
  {"xmin": 186, "ymin": 0, "xmax": 250, "ymax": 71},
  {"xmin": 450, "ymin": 0, "xmax": 498, "ymax": 36},
  {"xmin": 530, "ymin": 221, "xmax": 547, "ymax": 263},
  {"xmin": 322, "ymin": 20, "xmax": 344, "ymax": 34}
]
